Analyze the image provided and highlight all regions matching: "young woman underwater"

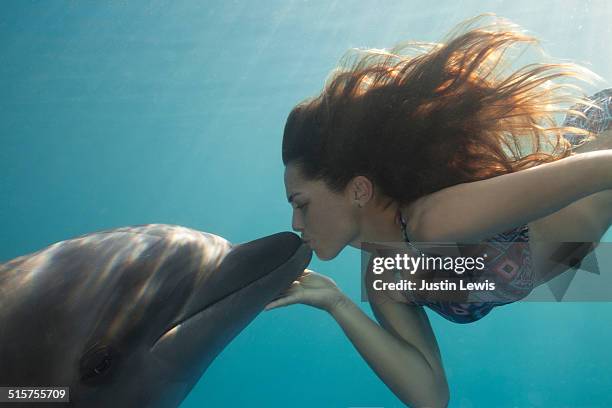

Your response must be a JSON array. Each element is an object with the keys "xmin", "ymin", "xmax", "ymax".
[{"xmin": 264, "ymin": 15, "xmax": 612, "ymax": 407}]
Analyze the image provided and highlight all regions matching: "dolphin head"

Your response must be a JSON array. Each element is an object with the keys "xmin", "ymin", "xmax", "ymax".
[{"xmin": 0, "ymin": 224, "xmax": 311, "ymax": 407}]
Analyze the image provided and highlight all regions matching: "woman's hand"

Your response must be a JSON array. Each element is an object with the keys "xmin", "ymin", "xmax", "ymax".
[
  {"xmin": 573, "ymin": 129, "xmax": 612, "ymax": 154},
  {"xmin": 264, "ymin": 269, "xmax": 346, "ymax": 313}
]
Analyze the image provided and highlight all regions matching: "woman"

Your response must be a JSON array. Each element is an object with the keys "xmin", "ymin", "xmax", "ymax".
[{"xmin": 265, "ymin": 15, "xmax": 612, "ymax": 407}]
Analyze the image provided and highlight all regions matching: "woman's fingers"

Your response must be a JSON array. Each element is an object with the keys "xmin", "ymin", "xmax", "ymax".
[
  {"xmin": 263, "ymin": 269, "xmax": 339, "ymax": 311},
  {"xmin": 264, "ymin": 281, "xmax": 303, "ymax": 310},
  {"xmin": 271, "ymin": 280, "xmax": 301, "ymax": 298},
  {"xmin": 264, "ymin": 293, "xmax": 300, "ymax": 310}
]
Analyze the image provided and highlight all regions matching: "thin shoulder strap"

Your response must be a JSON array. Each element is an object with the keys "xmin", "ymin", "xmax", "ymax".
[{"xmin": 396, "ymin": 208, "xmax": 425, "ymax": 256}]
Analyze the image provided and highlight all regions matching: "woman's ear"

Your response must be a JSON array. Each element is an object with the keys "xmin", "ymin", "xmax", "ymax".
[{"xmin": 350, "ymin": 175, "xmax": 374, "ymax": 207}]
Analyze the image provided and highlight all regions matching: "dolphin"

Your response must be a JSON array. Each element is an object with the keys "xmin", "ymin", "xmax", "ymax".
[{"xmin": 0, "ymin": 224, "xmax": 311, "ymax": 407}]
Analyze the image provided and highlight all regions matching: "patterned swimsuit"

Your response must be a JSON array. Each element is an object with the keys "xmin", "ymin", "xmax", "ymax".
[
  {"xmin": 397, "ymin": 212, "xmax": 534, "ymax": 324},
  {"xmin": 397, "ymin": 88, "xmax": 612, "ymax": 323}
]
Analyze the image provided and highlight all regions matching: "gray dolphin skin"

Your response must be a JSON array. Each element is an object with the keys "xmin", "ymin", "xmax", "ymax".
[{"xmin": 0, "ymin": 224, "xmax": 312, "ymax": 407}]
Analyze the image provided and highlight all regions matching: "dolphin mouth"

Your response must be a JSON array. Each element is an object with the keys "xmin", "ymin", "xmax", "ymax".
[
  {"xmin": 151, "ymin": 242, "xmax": 309, "ymax": 349},
  {"xmin": 155, "ymin": 271, "xmax": 269, "ymax": 342}
]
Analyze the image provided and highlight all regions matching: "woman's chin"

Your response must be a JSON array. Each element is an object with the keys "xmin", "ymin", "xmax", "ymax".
[{"xmin": 313, "ymin": 246, "xmax": 341, "ymax": 261}]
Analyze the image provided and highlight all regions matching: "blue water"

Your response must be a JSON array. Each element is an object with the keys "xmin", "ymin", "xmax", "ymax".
[{"xmin": 1, "ymin": 1, "xmax": 611, "ymax": 407}]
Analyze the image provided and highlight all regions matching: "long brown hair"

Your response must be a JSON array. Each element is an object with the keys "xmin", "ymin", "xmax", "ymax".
[{"xmin": 282, "ymin": 14, "xmax": 600, "ymax": 208}]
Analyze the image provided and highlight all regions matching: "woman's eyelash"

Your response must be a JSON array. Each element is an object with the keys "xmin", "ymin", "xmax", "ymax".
[{"xmin": 296, "ymin": 203, "xmax": 307, "ymax": 209}]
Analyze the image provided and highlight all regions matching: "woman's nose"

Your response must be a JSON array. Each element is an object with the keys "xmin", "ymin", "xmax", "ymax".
[{"xmin": 292, "ymin": 210, "xmax": 304, "ymax": 232}]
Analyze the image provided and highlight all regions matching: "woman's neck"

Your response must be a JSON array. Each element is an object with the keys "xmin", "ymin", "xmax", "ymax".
[{"xmin": 348, "ymin": 202, "xmax": 410, "ymax": 247}]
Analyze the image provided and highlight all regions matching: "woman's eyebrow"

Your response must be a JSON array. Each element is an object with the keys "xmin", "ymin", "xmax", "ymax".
[{"xmin": 287, "ymin": 192, "xmax": 303, "ymax": 203}]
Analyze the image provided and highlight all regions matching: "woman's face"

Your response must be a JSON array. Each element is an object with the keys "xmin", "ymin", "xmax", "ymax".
[{"xmin": 284, "ymin": 163, "xmax": 360, "ymax": 261}]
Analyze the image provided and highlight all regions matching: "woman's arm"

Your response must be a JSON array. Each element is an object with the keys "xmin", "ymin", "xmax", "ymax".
[
  {"xmin": 416, "ymin": 149, "xmax": 612, "ymax": 242},
  {"xmin": 330, "ymin": 296, "xmax": 449, "ymax": 407},
  {"xmin": 265, "ymin": 270, "xmax": 449, "ymax": 407}
]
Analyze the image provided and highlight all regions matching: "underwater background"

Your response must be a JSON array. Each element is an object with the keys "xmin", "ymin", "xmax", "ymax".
[{"xmin": 1, "ymin": 1, "xmax": 611, "ymax": 407}]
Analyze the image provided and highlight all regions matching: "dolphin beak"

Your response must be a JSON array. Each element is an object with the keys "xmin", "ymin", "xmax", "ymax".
[{"xmin": 150, "ymin": 232, "xmax": 311, "ymax": 367}]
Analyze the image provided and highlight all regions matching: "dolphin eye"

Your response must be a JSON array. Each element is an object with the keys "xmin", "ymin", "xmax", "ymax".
[{"xmin": 79, "ymin": 343, "xmax": 119, "ymax": 385}]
